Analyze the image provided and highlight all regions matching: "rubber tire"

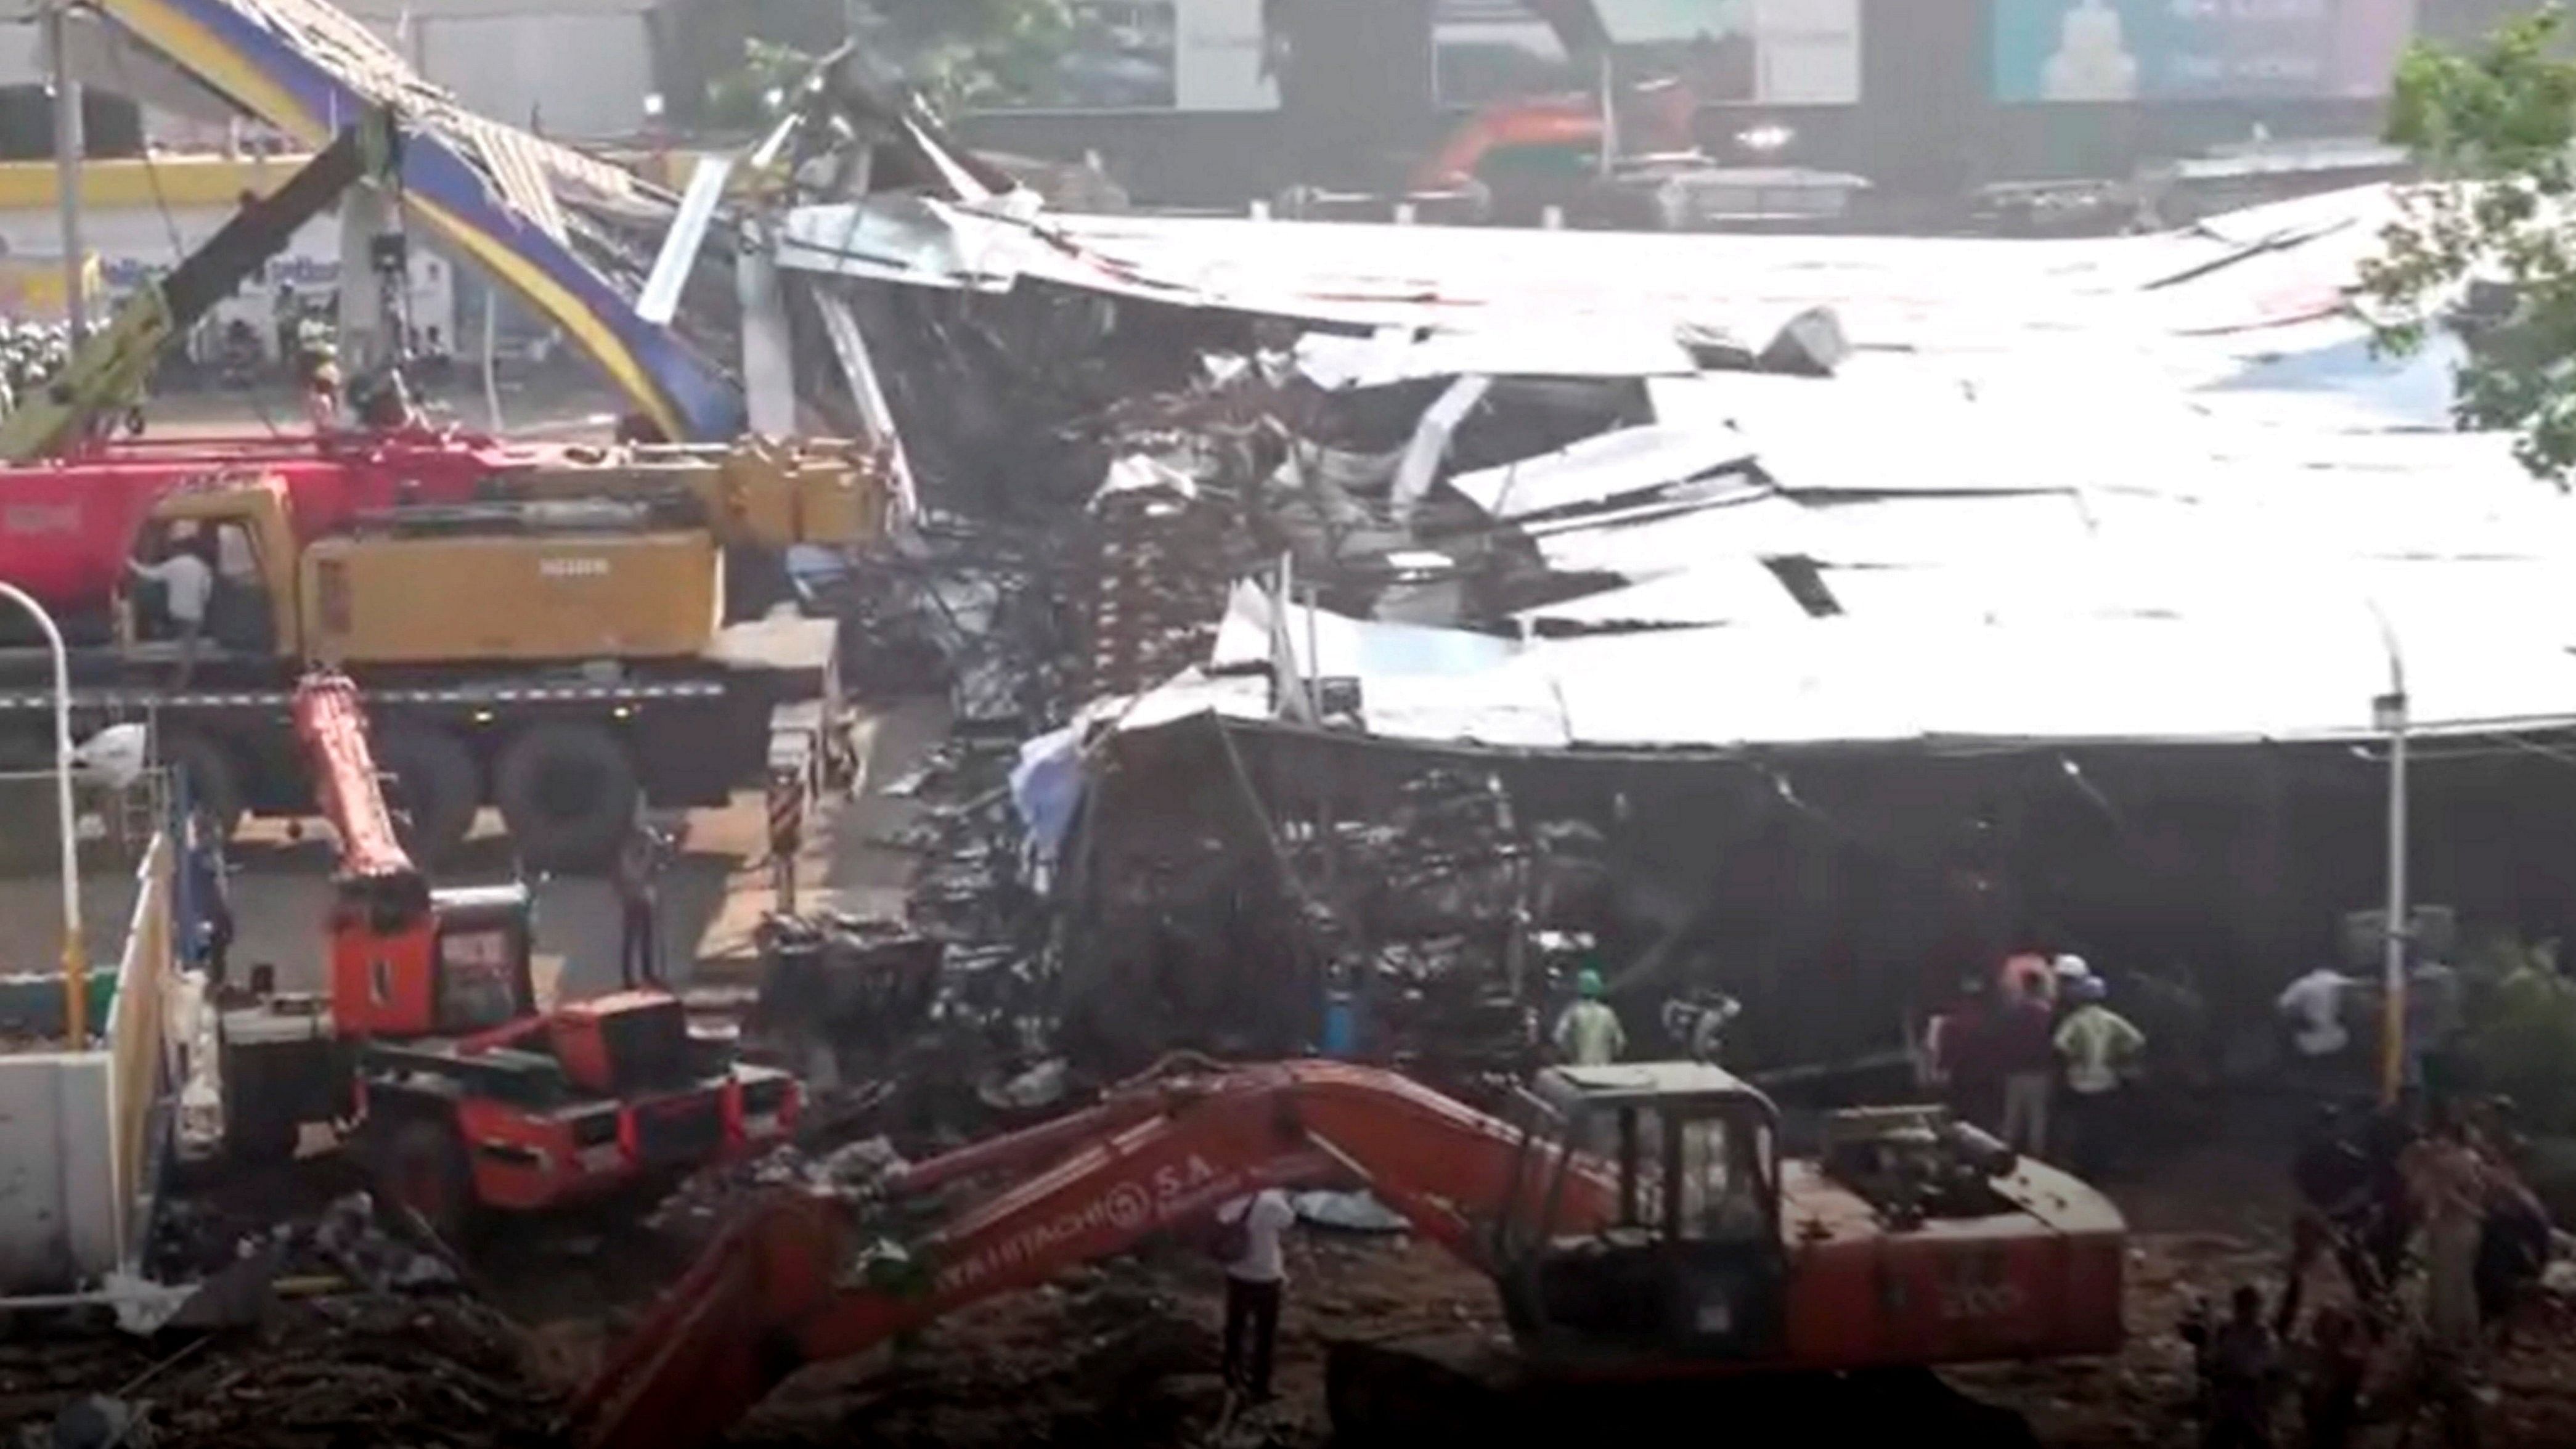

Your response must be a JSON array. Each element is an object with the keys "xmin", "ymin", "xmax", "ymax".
[
  {"xmin": 494, "ymin": 721, "xmax": 638, "ymax": 873},
  {"xmin": 160, "ymin": 730, "xmax": 245, "ymax": 843},
  {"xmin": 374, "ymin": 724, "xmax": 480, "ymax": 868},
  {"xmin": 369, "ymin": 1114, "xmax": 475, "ymax": 1244}
]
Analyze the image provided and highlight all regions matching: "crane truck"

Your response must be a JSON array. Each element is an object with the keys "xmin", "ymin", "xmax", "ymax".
[
  {"xmin": 571, "ymin": 1057, "xmax": 2126, "ymax": 1448},
  {"xmin": 0, "ymin": 107, "xmax": 894, "ymax": 869},
  {"xmin": 214, "ymin": 672, "xmax": 801, "ymax": 1225}
]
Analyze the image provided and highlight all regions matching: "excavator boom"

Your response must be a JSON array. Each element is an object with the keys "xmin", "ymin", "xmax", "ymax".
[
  {"xmin": 575, "ymin": 1056, "xmax": 2127, "ymax": 1449},
  {"xmin": 571, "ymin": 1058, "xmax": 1610, "ymax": 1449}
]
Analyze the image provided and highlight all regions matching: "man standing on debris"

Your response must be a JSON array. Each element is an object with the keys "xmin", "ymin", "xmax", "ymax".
[
  {"xmin": 2400, "ymin": 1100, "xmax": 2493, "ymax": 1355},
  {"xmin": 2188, "ymin": 1284, "xmax": 2281, "ymax": 1449},
  {"xmin": 613, "ymin": 820, "xmax": 663, "ymax": 989},
  {"xmin": 1215, "ymin": 1186, "xmax": 1297, "ymax": 1402},
  {"xmin": 2297, "ymin": 1305, "xmax": 2367, "ymax": 1449},
  {"xmin": 2277, "ymin": 963, "xmax": 2355, "ymax": 1088},
  {"xmin": 1997, "ymin": 971, "xmax": 2057, "ymax": 1157},
  {"xmin": 1554, "ymin": 967, "xmax": 1627, "ymax": 1067},
  {"xmin": 1930, "ymin": 973, "xmax": 2003, "ymax": 1134},
  {"xmin": 2054, "ymin": 974, "xmax": 2145, "ymax": 1180}
]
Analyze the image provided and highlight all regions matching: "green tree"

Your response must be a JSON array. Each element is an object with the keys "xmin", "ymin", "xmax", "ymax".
[
  {"xmin": 2361, "ymin": 6, "xmax": 2576, "ymax": 481},
  {"xmin": 704, "ymin": 0, "xmax": 1075, "ymax": 127},
  {"xmin": 852, "ymin": 0, "xmax": 1075, "ymax": 113}
]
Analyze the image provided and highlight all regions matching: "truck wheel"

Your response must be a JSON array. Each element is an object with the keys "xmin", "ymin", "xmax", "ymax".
[
  {"xmin": 369, "ymin": 1116, "xmax": 474, "ymax": 1243},
  {"xmin": 161, "ymin": 731, "xmax": 243, "ymax": 841},
  {"xmin": 494, "ymin": 722, "xmax": 637, "ymax": 872},
  {"xmin": 376, "ymin": 725, "xmax": 479, "ymax": 868}
]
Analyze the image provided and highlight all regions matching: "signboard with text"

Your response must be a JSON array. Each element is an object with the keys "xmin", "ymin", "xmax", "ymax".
[{"xmin": 1991, "ymin": 0, "xmax": 2417, "ymax": 103}]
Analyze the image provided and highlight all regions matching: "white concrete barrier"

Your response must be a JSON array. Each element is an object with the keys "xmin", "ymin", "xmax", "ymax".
[
  {"xmin": 0, "ymin": 1051, "xmax": 115, "ymax": 1290},
  {"xmin": 0, "ymin": 831, "xmax": 174, "ymax": 1292}
]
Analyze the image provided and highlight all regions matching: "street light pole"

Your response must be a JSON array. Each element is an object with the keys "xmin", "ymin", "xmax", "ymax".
[
  {"xmin": 45, "ymin": 0, "xmax": 87, "ymax": 342},
  {"xmin": 0, "ymin": 584, "xmax": 84, "ymax": 1045},
  {"xmin": 2369, "ymin": 606, "xmax": 2409, "ymax": 1106}
]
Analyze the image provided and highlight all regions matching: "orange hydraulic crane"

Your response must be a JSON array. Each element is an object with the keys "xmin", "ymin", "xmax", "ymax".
[
  {"xmin": 211, "ymin": 672, "xmax": 801, "ymax": 1232},
  {"xmin": 571, "ymin": 1058, "xmax": 2126, "ymax": 1449}
]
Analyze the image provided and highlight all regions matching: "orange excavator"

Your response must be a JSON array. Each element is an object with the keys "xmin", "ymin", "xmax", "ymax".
[{"xmin": 571, "ymin": 1057, "xmax": 2125, "ymax": 1448}]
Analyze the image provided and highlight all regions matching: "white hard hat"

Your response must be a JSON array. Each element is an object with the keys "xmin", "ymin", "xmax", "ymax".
[{"xmin": 2052, "ymin": 953, "xmax": 2093, "ymax": 980}]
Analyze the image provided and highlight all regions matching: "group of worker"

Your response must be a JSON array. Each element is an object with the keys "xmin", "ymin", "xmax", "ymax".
[
  {"xmin": 2185, "ymin": 1091, "xmax": 2552, "ymax": 1449},
  {"xmin": 0, "ymin": 317, "xmax": 71, "ymax": 418},
  {"xmin": 1923, "ymin": 952, "xmax": 2147, "ymax": 1177}
]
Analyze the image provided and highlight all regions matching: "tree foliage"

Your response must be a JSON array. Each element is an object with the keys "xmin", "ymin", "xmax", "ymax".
[
  {"xmin": 703, "ymin": 0, "xmax": 1074, "ymax": 128},
  {"xmin": 854, "ymin": 0, "xmax": 1075, "ymax": 113},
  {"xmin": 2360, "ymin": 5, "xmax": 2576, "ymax": 481}
]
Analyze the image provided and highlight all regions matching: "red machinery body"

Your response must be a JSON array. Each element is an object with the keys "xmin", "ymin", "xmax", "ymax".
[
  {"xmin": 295, "ymin": 671, "xmax": 441, "ymax": 1039},
  {"xmin": 571, "ymin": 1059, "xmax": 2126, "ymax": 1449},
  {"xmin": 219, "ymin": 672, "xmax": 799, "ymax": 1225},
  {"xmin": 1409, "ymin": 84, "xmax": 1701, "ymax": 193},
  {"xmin": 0, "ymin": 428, "xmax": 575, "ymax": 614}
]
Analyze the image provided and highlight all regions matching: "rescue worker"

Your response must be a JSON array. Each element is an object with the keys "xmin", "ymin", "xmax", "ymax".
[
  {"xmin": 1213, "ymin": 1186, "xmax": 1296, "ymax": 1401},
  {"xmin": 2190, "ymin": 1284, "xmax": 2281, "ymax": 1449},
  {"xmin": 2053, "ymin": 973, "xmax": 2145, "ymax": 1180},
  {"xmin": 2472, "ymin": 1101, "xmax": 2552, "ymax": 1343},
  {"xmin": 127, "ymin": 531, "xmax": 216, "ymax": 687},
  {"xmin": 1930, "ymin": 971, "xmax": 2004, "ymax": 1135},
  {"xmin": 2399, "ymin": 1101, "xmax": 2492, "ymax": 1356},
  {"xmin": 2278, "ymin": 1103, "xmax": 2395, "ymax": 1337},
  {"xmin": 301, "ymin": 345, "xmax": 344, "ymax": 433},
  {"xmin": 613, "ymin": 820, "xmax": 663, "ymax": 989},
  {"xmin": 1553, "ymin": 967, "xmax": 1626, "ymax": 1067},
  {"xmin": 1997, "ymin": 971, "xmax": 2056, "ymax": 1157},
  {"xmin": 2297, "ymin": 1305, "xmax": 2366, "ymax": 1449},
  {"xmin": 2277, "ymin": 963, "xmax": 2355, "ymax": 1074}
]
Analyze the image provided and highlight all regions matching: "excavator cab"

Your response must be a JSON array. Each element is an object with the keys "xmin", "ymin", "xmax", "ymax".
[{"xmin": 1495, "ymin": 1063, "xmax": 1785, "ymax": 1366}]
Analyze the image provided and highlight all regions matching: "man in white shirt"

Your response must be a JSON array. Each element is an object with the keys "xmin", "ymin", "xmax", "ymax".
[
  {"xmin": 128, "ymin": 536, "xmax": 217, "ymax": 685},
  {"xmin": 1216, "ymin": 1186, "xmax": 1296, "ymax": 1400},
  {"xmin": 2276, "ymin": 966, "xmax": 2354, "ymax": 1061}
]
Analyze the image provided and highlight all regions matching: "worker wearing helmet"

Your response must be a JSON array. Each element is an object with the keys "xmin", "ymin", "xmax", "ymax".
[
  {"xmin": 1553, "ymin": 963, "xmax": 1627, "ymax": 1067},
  {"xmin": 2053, "ymin": 973, "xmax": 2146, "ymax": 1180}
]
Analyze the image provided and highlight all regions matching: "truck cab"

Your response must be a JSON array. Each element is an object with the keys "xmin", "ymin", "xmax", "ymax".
[{"xmin": 121, "ymin": 473, "xmax": 300, "ymax": 661}]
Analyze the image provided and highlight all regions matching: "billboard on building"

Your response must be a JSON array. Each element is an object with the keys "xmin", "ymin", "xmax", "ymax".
[
  {"xmin": 1434, "ymin": 0, "xmax": 1862, "ymax": 108},
  {"xmin": 1992, "ymin": 0, "xmax": 2418, "ymax": 103},
  {"xmin": 989, "ymin": 0, "xmax": 1279, "ymax": 112}
]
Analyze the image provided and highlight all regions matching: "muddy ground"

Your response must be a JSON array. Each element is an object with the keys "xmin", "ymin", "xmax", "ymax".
[
  {"xmin": 556, "ymin": 1092, "xmax": 2576, "ymax": 1449},
  {"xmin": 12, "ymin": 1088, "xmax": 2576, "ymax": 1448}
]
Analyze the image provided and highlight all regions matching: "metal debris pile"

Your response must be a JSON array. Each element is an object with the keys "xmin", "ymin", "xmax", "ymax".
[
  {"xmin": 826, "ymin": 519, "xmax": 1082, "ymax": 722},
  {"xmin": 1088, "ymin": 451, "xmax": 1249, "ymax": 698},
  {"xmin": 9, "ymin": 1197, "xmax": 555, "ymax": 1449},
  {"xmin": 648, "ymin": 1135, "xmax": 913, "ymax": 1243}
]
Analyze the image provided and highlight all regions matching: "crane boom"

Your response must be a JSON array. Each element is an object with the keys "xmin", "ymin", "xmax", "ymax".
[
  {"xmin": 290, "ymin": 669, "xmax": 418, "ymax": 899},
  {"xmin": 0, "ymin": 109, "xmax": 398, "ymax": 463},
  {"xmin": 570, "ymin": 1058, "xmax": 1613, "ymax": 1449}
]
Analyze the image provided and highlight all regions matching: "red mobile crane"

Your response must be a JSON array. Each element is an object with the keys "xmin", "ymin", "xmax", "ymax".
[
  {"xmin": 211, "ymin": 672, "xmax": 800, "ymax": 1231},
  {"xmin": 571, "ymin": 1058, "xmax": 2124, "ymax": 1448}
]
